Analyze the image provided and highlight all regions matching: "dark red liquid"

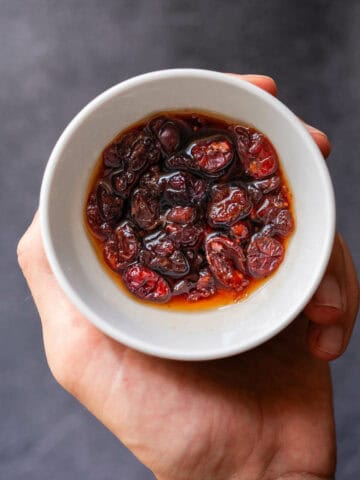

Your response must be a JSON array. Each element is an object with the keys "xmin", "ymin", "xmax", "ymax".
[{"xmin": 85, "ymin": 111, "xmax": 294, "ymax": 310}]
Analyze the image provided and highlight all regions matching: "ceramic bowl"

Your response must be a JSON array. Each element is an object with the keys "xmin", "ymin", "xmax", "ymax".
[{"xmin": 40, "ymin": 69, "xmax": 335, "ymax": 360}]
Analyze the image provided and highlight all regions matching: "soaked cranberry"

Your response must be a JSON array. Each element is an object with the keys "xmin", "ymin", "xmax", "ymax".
[
  {"xmin": 165, "ymin": 223, "xmax": 204, "ymax": 248},
  {"xmin": 207, "ymin": 184, "xmax": 252, "ymax": 227},
  {"xmin": 247, "ymin": 175, "xmax": 281, "ymax": 205},
  {"xmin": 163, "ymin": 171, "xmax": 207, "ymax": 206},
  {"xmin": 86, "ymin": 111, "xmax": 294, "ymax": 305},
  {"xmin": 86, "ymin": 192, "xmax": 113, "ymax": 240},
  {"xmin": 166, "ymin": 206, "xmax": 196, "ymax": 224},
  {"xmin": 86, "ymin": 182, "xmax": 123, "ymax": 240},
  {"xmin": 230, "ymin": 220, "xmax": 252, "ymax": 243},
  {"xmin": 189, "ymin": 136, "xmax": 234, "ymax": 174},
  {"xmin": 141, "ymin": 248, "xmax": 190, "ymax": 278},
  {"xmin": 187, "ymin": 269, "xmax": 217, "ymax": 301},
  {"xmin": 149, "ymin": 116, "xmax": 182, "ymax": 154},
  {"xmin": 166, "ymin": 135, "xmax": 234, "ymax": 177},
  {"xmin": 111, "ymin": 169, "xmax": 138, "ymax": 199},
  {"xmin": 173, "ymin": 278, "xmax": 195, "ymax": 296},
  {"xmin": 251, "ymin": 192, "xmax": 293, "ymax": 236},
  {"xmin": 131, "ymin": 188, "xmax": 160, "ymax": 231},
  {"xmin": 232, "ymin": 126, "xmax": 278, "ymax": 179},
  {"xmin": 185, "ymin": 249, "xmax": 205, "ymax": 271},
  {"xmin": 103, "ymin": 142, "xmax": 125, "ymax": 169},
  {"xmin": 108, "ymin": 130, "xmax": 161, "ymax": 198},
  {"xmin": 95, "ymin": 182, "xmax": 123, "ymax": 222},
  {"xmin": 139, "ymin": 231, "xmax": 190, "ymax": 278},
  {"xmin": 247, "ymin": 236, "xmax": 284, "ymax": 278},
  {"xmin": 123, "ymin": 264, "xmax": 171, "ymax": 303},
  {"xmin": 271, "ymin": 209, "xmax": 294, "ymax": 237},
  {"xmin": 252, "ymin": 192, "xmax": 289, "ymax": 223},
  {"xmin": 205, "ymin": 235, "xmax": 248, "ymax": 291},
  {"xmin": 121, "ymin": 130, "xmax": 161, "ymax": 171},
  {"xmin": 139, "ymin": 166, "xmax": 164, "ymax": 194},
  {"xmin": 104, "ymin": 222, "xmax": 139, "ymax": 271},
  {"xmin": 172, "ymin": 268, "xmax": 216, "ymax": 301}
]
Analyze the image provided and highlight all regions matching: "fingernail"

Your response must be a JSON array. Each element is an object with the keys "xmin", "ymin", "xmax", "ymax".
[
  {"xmin": 313, "ymin": 274, "xmax": 344, "ymax": 311},
  {"xmin": 317, "ymin": 324, "xmax": 344, "ymax": 356}
]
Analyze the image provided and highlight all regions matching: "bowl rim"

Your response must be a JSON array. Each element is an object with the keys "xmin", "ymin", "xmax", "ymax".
[{"xmin": 39, "ymin": 68, "xmax": 336, "ymax": 360}]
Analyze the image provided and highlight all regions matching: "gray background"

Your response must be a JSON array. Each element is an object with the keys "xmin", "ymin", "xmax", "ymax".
[{"xmin": 1, "ymin": 0, "xmax": 359, "ymax": 478}]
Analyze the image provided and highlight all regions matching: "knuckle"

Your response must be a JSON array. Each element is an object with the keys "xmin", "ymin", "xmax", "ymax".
[
  {"xmin": 47, "ymin": 353, "xmax": 76, "ymax": 394},
  {"xmin": 17, "ymin": 234, "xmax": 31, "ymax": 271}
]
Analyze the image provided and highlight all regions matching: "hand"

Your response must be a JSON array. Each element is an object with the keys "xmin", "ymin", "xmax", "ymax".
[{"xmin": 18, "ymin": 75, "xmax": 359, "ymax": 480}]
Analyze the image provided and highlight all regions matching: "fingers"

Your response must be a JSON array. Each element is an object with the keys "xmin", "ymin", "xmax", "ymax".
[
  {"xmin": 305, "ymin": 234, "xmax": 360, "ymax": 361},
  {"xmin": 304, "ymin": 124, "xmax": 331, "ymax": 158},
  {"xmin": 229, "ymin": 74, "xmax": 331, "ymax": 158},
  {"xmin": 17, "ymin": 212, "xmax": 75, "ymax": 330},
  {"xmin": 17, "ymin": 212, "xmax": 110, "ymax": 386},
  {"xmin": 229, "ymin": 74, "xmax": 278, "ymax": 96}
]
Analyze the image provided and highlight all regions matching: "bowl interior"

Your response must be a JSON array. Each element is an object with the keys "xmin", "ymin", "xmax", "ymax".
[{"xmin": 40, "ymin": 70, "xmax": 334, "ymax": 360}]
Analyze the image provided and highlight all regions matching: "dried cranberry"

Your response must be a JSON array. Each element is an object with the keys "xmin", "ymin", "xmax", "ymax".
[
  {"xmin": 166, "ymin": 206, "xmax": 196, "ymax": 224},
  {"xmin": 86, "ymin": 192, "xmax": 113, "ymax": 240},
  {"xmin": 149, "ymin": 116, "xmax": 182, "ymax": 154},
  {"xmin": 247, "ymin": 236, "xmax": 284, "ymax": 278},
  {"xmin": 139, "ymin": 166, "xmax": 164, "ymax": 195},
  {"xmin": 163, "ymin": 171, "xmax": 207, "ymax": 206},
  {"xmin": 173, "ymin": 278, "xmax": 195, "ymax": 296},
  {"xmin": 185, "ymin": 249, "xmax": 205, "ymax": 271},
  {"xmin": 142, "ymin": 249, "xmax": 190, "ymax": 278},
  {"xmin": 103, "ymin": 222, "xmax": 139, "ymax": 271},
  {"xmin": 111, "ymin": 169, "xmax": 138, "ymax": 199},
  {"xmin": 131, "ymin": 188, "xmax": 160, "ymax": 231},
  {"xmin": 165, "ymin": 152, "xmax": 196, "ymax": 172},
  {"xmin": 95, "ymin": 182, "xmax": 123, "ymax": 222},
  {"xmin": 103, "ymin": 142, "xmax": 125, "ymax": 169},
  {"xmin": 109, "ymin": 130, "xmax": 161, "ymax": 198},
  {"xmin": 232, "ymin": 126, "xmax": 278, "ymax": 179},
  {"xmin": 187, "ymin": 269, "xmax": 217, "ymax": 301},
  {"xmin": 271, "ymin": 209, "xmax": 294, "ymax": 237},
  {"xmin": 251, "ymin": 192, "xmax": 293, "ymax": 236},
  {"xmin": 205, "ymin": 235, "xmax": 248, "ymax": 291},
  {"xmin": 165, "ymin": 223, "xmax": 204, "ymax": 248},
  {"xmin": 247, "ymin": 175, "xmax": 281, "ymax": 205},
  {"xmin": 251, "ymin": 192, "xmax": 289, "ymax": 224},
  {"xmin": 121, "ymin": 130, "xmax": 161, "ymax": 172},
  {"xmin": 140, "ymin": 231, "xmax": 189, "ymax": 278},
  {"xmin": 230, "ymin": 220, "xmax": 252, "ymax": 243},
  {"xmin": 207, "ymin": 184, "xmax": 252, "ymax": 227},
  {"xmin": 189, "ymin": 136, "xmax": 234, "ymax": 174},
  {"xmin": 123, "ymin": 264, "xmax": 171, "ymax": 303}
]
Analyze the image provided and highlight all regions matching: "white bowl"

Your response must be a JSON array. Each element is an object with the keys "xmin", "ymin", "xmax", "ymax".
[{"xmin": 40, "ymin": 69, "xmax": 335, "ymax": 360}]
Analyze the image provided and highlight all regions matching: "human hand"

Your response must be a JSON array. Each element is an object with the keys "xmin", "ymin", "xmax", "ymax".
[{"xmin": 18, "ymin": 75, "xmax": 359, "ymax": 480}]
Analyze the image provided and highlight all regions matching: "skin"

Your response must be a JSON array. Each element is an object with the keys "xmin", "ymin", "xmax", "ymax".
[{"xmin": 17, "ymin": 75, "xmax": 359, "ymax": 480}]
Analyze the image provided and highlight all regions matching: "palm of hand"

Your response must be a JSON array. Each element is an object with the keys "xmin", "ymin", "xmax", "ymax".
[{"xmin": 53, "ymin": 306, "xmax": 334, "ymax": 480}]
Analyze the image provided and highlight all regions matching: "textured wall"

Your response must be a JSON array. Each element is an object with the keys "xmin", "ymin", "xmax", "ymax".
[{"xmin": 1, "ymin": 1, "xmax": 359, "ymax": 478}]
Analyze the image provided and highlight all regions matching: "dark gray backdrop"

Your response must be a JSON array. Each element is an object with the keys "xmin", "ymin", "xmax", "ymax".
[{"xmin": 1, "ymin": 1, "xmax": 359, "ymax": 479}]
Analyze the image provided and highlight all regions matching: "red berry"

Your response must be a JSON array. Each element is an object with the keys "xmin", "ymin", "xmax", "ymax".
[
  {"xmin": 190, "ymin": 136, "xmax": 234, "ymax": 174},
  {"xmin": 205, "ymin": 235, "xmax": 248, "ymax": 291},
  {"xmin": 103, "ymin": 222, "xmax": 139, "ymax": 271},
  {"xmin": 123, "ymin": 264, "xmax": 171, "ymax": 303},
  {"xmin": 207, "ymin": 184, "xmax": 252, "ymax": 227},
  {"xmin": 247, "ymin": 236, "xmax": 284, "ymax": 278},
  {"xmin": 232, "ymin": 126, "xmax": 278, "ymax": 179}
]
